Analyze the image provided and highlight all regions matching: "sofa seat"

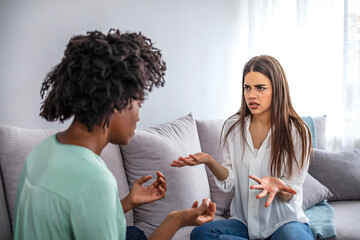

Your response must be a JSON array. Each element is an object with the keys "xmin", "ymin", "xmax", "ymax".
[{"xmin": 328, "ymin": 201, "xmax": 360, "ymax": 240}]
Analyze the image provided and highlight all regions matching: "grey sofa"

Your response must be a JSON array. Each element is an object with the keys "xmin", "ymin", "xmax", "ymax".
[{"xmin": 0, "ymin": 114, "xmax": 359, "ymax": 240}]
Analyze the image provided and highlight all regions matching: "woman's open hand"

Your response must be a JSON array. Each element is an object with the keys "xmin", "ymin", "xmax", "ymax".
[
  {"xmin": 170, "ymin": 153, "xmax": 212, "ymax": 168},
  {"xmin": 249, "ymin": 175, "xmax": 296, "ymax": 207}
]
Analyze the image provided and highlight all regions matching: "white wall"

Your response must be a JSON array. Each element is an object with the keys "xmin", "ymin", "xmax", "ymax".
[{"xmin": 0, "ymin": 0, "xmax": 243, "ymax": 130}]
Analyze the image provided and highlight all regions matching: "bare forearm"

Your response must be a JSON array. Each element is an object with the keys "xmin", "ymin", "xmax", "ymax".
[
  {"xmin": 206, "ymin": 158, "xmax": 229, "ymax": 181},
  {"xmin": 148, "ymin": 213, "xmax": 181, "ymax": 240},
  {"xmin": 120, "ymin": 195, "xmax": 135, "ymax": 213}
]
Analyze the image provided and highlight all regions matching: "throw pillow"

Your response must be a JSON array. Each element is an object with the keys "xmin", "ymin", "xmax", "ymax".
[
  {"xmin": 313, "ymin": 115, "xmax": 327, "ymax": 150},
  {"xmin": 309, "ymin": 148, "xmax": 360, "ymax": 201},
  {"xmin": 195, "ymin": 119, "xmax": 234, "ymax": 216},
  {"xmin": 302, "ymin": 173, "xmax": 333, "ymax": 210},
  {"xmin": 301, "ymin": 116, "xmax": 317, "ymax": 148},
  {"xmin": 120, "ymin": 113, "xmax": 210, "ymax": 237}
]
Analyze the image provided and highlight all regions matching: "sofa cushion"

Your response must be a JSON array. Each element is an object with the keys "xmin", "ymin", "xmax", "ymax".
[
  {"xmin": 0, "ymin": 125, "xmax": 133, "ymax": 226},
  {"xmin": 195, "ymin": 119, "xmax": 234, "ymax": 216},
  {"xmin": 302, "ymin": 173, "xmax": 333, "ymax": 210},
  {"xmin": 309, "ymin": 148, "xmax": 360, "ymax": 201},
  {"xmin": 329, "ymin": 201, "xmax": 360, "ymax": 240},
  {"xmin": 121, "ymin": 113, "xmax": 210, "ymax": 237}
]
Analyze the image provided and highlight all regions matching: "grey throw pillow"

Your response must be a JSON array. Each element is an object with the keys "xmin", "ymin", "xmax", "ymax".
[
  {"xmin": 302, "ymin": 173, "xmax": 333, "ymax": 210},
  {"xmin": 309, "ymin": 148, "xmax": 360, "ymax": 201},
  {"xmin": 121, "ymin": 113, "xmax": 210, "ymax": 237},
  {"xmin": 195, "ymin": 119, "xmax": 234, "ymax": 216}
]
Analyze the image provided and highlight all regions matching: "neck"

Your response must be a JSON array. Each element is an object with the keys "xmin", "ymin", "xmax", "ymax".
[
  {"xmin": 250, "ymin": 112, "xmax": 272, "ymax": 128},
  {"xmin": 56, "ymin": 120, "xmax": 109, "ymax": 155}
]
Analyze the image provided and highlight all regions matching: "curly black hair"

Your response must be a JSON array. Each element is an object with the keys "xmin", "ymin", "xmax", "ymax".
[{"xmin": 40, "ymin": 29, "xmax": 166, "ymax": 132}]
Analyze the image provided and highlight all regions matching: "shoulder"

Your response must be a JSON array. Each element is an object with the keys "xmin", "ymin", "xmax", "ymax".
[
  {"xmin": 71, "ymin": 171, "xmax": 118, "ymax": 205},
  {"xmin": 27, "ymin": 134, "xmax": 55, "ymax": 157}
]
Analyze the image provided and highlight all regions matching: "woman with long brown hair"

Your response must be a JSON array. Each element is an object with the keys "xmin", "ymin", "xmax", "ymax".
[{"xmin": 171, "ymin": 55, "xmax": 313, "ymax": 239}]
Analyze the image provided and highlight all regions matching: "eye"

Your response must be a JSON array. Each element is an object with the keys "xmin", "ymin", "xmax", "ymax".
[
  {"xmin": 257, "ymin": 86, "xmax": 266, "ymax": 90},
  {"xmin": 244, "ymin": 85, "xmax": 250, "ymax": 90}
]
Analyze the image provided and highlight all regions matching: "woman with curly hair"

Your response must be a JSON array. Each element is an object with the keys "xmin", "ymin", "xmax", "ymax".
[
  {"xmin": 172, "ymin": 55, "xmax": 313, "ymax": 240},
  {"xmin": 13, "ymin": 29, "xmax": 216, "ymax": 240}
]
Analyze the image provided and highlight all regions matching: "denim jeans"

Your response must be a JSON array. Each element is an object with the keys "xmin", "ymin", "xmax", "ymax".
[
  {"xmin": 126, "ymin": 226, "xmax": 147, "ymax": 240},
  {"xmin": 190, "ymin": 219, "xmax": 313, "ymax": 240}
]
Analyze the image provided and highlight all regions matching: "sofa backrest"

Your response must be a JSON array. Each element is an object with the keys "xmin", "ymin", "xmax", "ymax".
[
  {"xmin": 0, "ymin": 168, "xmax": 11, "ymax": 240},
  {"xmin": 0, "ymin": 125, "xmax": 133, "ymax": 238}
]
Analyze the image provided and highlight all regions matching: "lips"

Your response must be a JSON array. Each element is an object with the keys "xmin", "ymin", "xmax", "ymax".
[{"xmin": 248, "ymin": 102, "xmax": 259, "ymax": 109}]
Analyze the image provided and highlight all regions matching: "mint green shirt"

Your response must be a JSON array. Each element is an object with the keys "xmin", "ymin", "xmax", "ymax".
[{"xmin": 13, "ymin": 134, "xmax": 126, "ymax": 240}]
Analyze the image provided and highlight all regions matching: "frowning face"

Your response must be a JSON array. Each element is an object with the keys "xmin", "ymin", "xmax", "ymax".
[{"xmin": 244, "ymin": 71, "xmax": 273, "ymax": 118}]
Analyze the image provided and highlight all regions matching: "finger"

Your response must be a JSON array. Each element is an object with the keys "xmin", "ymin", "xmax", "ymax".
[
  {"xmin": 249, "ymin": 175, "xmax": 261, "ymax": 184},
  {"xmin": 157, "ymin": 171, "xmax": 166, "ymax": 181},
  {"xmin": 136, "ymin": 175, "xmax": 152, "ymax": 185},
  {"xmin": 282, "ymin": 185, "xmax": 297, "ymax": 195},
  {"xmin": 181, "ymin": 158, "xmax": 198, "ymax": 166},
  {"xmin": 210, "ymin": 202, "xmax": 216, "ymax": 218},
  {"xmin": 179, "ymin": 156, "xmax": 196, "ymax": 163},
  {"xmin": 173, "ymin": 160, "xmax": 188, "ymax": 166},
  {"xmin": 179, "ymin": 156, "xmax": 192, "ymax": 161},
  {"xmin": 156, "ymin": 185, "xmax": 166, "ymax": 197},
  {"xmin": 204, "ymin": 199, "xmax": 212, "ymax": 215},
  {"xmin": 157, "ymin": 177, "xmax": 167, "ymax": 191},
  {"xmin": 250, "ymin": 184, "xmax": 264, "ymax": 190},
  {"xmin": 198, "ymin": 199, "xmax": 211, "ymax": 213},
  {"xmin": 170, "ymin": 162, "xmax": 184, "ymax": 168},
  {"xmin": 189, "ymin": 154, "xmax": 201, "ymax": 161},
  {"xmin": 192, "ymin": 201, "xmax": 198, "ymax": 208},
  {"xmin": 265, "ymin": 192, "xmax": 276, "ymax": 208},
  {"xmin": 170, "ymin": 160, "xmax": 187, "ymax": 167},
  {"xmin": 256, "ymin": 189, "xmax": 268, "ymax": 199}
]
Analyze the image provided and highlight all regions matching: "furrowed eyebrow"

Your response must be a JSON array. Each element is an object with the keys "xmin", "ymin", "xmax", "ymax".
[{"xmin": 244, "ymin": 84, "xmax": 267, "ymax": 87}]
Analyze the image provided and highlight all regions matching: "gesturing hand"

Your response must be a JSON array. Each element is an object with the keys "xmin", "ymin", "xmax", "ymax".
[
  {"xmin": 129, "ymin": 171, "xmax": 167, "ymax": 208},
  {"xmin": 171, "ymin": 199, "xmax": 216, "ymax": 227},
  {"xmin": 249, "ymin": 175, "xmax": 296, "ymax": 208},
  {"xmin": 170, "ymin": 153, "xmax": 212, "ymax": 168}
]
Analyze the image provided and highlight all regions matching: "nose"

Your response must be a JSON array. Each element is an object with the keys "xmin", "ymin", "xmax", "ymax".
[{"xmin": 248, "ymin": 89, "xmax": 257, "ymax": 99}]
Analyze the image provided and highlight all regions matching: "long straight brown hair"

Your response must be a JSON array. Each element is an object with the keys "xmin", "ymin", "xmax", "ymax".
[{"xmin": 222, "ymin": 55, "xmax": 312, "ymax": 178}]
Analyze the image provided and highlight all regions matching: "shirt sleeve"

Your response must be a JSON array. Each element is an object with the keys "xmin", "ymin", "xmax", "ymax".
[
  {"xmin": 70, "ymin": 173, "xmax": 126, "ymax": 240},
  {"xmin": 281, "ymin": 126, "xmax": 311, "ymax": 195},
  {"xmin": 214, "ymin": 135, "xmax": 235, "ymax": 192}
]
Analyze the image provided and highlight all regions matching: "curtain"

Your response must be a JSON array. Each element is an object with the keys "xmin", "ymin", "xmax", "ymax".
[
  {"xmin": 234, "ymin": 0, "xmax": 359, "ymax": 150},
  {"xmin": 340, "ymin": 0, "xmax": 360, "ymax": 150}
]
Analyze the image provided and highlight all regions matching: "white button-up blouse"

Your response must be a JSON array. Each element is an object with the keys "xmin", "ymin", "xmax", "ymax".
[{"xmin": 215, "ymin": 115, "xmax": 310, "ymax": 240}]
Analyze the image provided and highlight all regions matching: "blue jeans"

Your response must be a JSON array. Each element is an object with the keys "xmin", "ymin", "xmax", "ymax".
[
  {"xmin": 190, "ymin": 219, "xmax": 313, "ymax": 240},
  {"xmin": 126, "ymin": 226, "xmax": 147, "ymax": 240}
]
